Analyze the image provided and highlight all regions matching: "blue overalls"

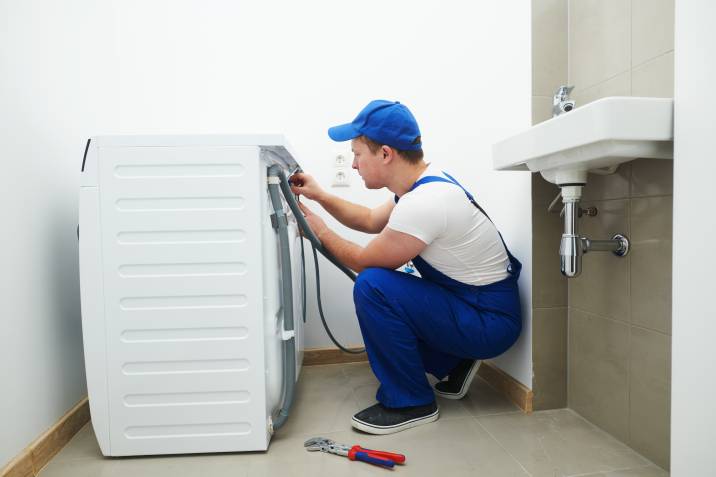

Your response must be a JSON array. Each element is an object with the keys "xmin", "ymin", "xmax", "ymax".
[{"xmin": 353, "ymin": 172, "xmax": 522, "ymax": 408}]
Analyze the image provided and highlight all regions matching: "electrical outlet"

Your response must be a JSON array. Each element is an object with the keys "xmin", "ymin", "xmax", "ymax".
[
  {"xmin": 331, "ymin": 168, "xmax": 350, "ymax": 187},
  {"xmin": 334, "ymin": 153, "xmax": 349, "ymax": 168}
]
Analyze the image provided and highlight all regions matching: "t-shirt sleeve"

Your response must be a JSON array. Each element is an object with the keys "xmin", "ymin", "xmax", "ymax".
[{"xmin": 386, "ymin": 190, "xmax": 447, "ymax": 244}]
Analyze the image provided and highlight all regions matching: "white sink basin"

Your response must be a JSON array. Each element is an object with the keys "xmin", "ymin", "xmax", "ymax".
[{"xmin": 492, "ymin": 97, "xmax": 674, "ymax": 185}]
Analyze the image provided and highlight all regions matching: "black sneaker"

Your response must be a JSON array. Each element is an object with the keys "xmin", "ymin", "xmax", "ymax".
[
  {"xmin": 434, "ymin": 359, "xmax": 480, "ymax": 400},
  {"xmin": 351, "ymin": 402, "xmax": 439, "ymax": 435}
]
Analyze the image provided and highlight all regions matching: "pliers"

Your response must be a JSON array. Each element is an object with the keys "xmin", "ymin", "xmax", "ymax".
[{"xmin": 304, "ymin": 437, "xmax": 406, "ymax": 469}]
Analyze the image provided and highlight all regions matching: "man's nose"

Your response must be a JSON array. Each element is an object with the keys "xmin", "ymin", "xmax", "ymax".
[{"xmin": 352, "ymin": 158, "xmax": 358, "ymax": 169}]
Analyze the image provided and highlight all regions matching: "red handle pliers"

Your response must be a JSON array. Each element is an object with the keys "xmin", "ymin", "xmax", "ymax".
[
  {"xmin": 347, "ymin": 445, "xmax": 406, "ymax": 465},
  {"xmin": 305, "ymin": 437, "xmax": 406, "ymax": 468}
]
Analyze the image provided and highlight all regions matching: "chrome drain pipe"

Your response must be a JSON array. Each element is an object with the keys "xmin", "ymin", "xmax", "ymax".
[
  {"xmin": 560, "ymin": 200, "xmax": 582, "ymax": 277},
  {"xmin": 559, "ymin": 191, "xmax": 630, "ymax": 278}
]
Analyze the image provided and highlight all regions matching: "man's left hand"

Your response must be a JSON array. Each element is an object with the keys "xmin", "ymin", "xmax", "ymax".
[{"xmin": 298, "ymin": 202, "xmax": 329, "ymax": 239}]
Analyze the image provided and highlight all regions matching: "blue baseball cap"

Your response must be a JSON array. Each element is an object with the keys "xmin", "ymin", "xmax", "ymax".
[{"xmin": 328, "ymin": 100, "xmax": 422, "ymax": 151}]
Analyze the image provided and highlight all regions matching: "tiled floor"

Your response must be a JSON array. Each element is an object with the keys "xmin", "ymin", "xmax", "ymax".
[{"xmin": 38, "ymin": 363, "xmax": 668, "ymax": 477}]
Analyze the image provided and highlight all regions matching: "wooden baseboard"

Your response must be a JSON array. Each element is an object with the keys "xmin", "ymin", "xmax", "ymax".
[
  {"xmin": 303, "ymin": 348, "xmax": 533, "ymax": 414},
  {"xmin": 478, "ymin": 361, "xmax": 533, "ymax": 414},
  {"xmin": 1, "ymin": 397, "xmax": 90, "ymax": 477},
  {"xmin": 303, "ymin": 346, "xmax": 368, "ymax": 366}
]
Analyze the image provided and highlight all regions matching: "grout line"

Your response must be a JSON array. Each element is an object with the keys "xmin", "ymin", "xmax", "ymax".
[
  {"xmin": 569, "ymin": 306, "xmax": 630, "ymax": 327},
  {"xmin": 626, "ymin": 194, "xmax": 633, "ymax": 447},
  {"xmin": 577, "ymin": 68, "xmax": 632, "ymax": 97},
  {"xmin": 565, "ymin": 409, "xmax": 660, "ymax": 467},
  {"xmin": 629, "ymin": 0, "xmax": 634, "ymax": 90},
  {"xmin": 569, "ymin": 305, "xmax": 671, "ymax": 336},
  {"xmin": 472, "ymin": 417, "xmax": 534, "ymax": 477},
  {"xmin": 581, "ymin": 195, "xmax": 675, "ymax": 205},
  {"xmin": 566, "ymin": 305, "xmax": 571, "ymax": 408},
  {"xmin": 566, "ymin": 0, "xmax": 571, "ymax": 87},
  {"xmin": 632, "ymin": 49, "xmax": 675, "ymax": 71},
  {"xmin": 566, "ymin": 465, "xmax": 661, "ymax": 477}
]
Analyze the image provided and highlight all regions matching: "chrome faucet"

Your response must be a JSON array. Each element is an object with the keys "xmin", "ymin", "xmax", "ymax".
[{"xmin": 553, "ymin": 85, "xmax": 575, "ymax": 117}]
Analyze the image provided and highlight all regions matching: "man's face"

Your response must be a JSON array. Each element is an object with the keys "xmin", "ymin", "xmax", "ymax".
[{"xmin": 351, "ymin": 139, "xmax": 385, "ymax": 189}]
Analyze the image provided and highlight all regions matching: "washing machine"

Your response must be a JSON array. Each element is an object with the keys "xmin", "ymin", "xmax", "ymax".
[{"xmin": 79, "ymin": 135, "xmax": 304, "ymax": 456}]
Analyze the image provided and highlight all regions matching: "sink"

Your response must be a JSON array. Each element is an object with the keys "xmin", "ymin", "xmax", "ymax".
[
  {"xmin": 493, "ymin": 96, "xmax": 674, "ymax": 279},
  {"xmin": 492, "ymin": 96, "xmax": 673, "ymax": 186}
]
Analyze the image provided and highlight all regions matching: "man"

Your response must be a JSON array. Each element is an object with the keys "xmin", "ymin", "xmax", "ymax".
[{"xmin": 290, "ymin": 100, "xmax": 522, "ymax": 435}]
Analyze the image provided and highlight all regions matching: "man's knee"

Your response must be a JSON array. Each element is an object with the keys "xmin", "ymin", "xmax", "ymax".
[{"xmin": 353, "ymin": 267, "xmax": 394, "ymax": 300}]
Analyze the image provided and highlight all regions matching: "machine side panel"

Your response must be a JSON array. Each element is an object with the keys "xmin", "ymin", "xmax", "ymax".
[
  {"xmin": 97, "ymin": 145, "xmax": 268, "ymax": 455},
  {"xmin": 78, "ymin": 186, "xmax": 111, "ymax": 455}
]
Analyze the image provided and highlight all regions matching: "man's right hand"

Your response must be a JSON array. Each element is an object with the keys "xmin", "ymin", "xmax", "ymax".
[{"xmin": 289, "ymin": 172, "xmax": 325, "ymax": 202}]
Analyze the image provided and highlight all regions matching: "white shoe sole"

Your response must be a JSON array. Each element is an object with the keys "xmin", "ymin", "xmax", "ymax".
[
  {"xmin": 434, "ymin": 360, "xmax": 481, "ymax": 400},
  {"xmin": 351, "ymin": 408, "xmax": 439, "ymax": 435}
]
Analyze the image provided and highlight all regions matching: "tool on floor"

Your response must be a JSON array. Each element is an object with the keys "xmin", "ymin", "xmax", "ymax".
[{"xmin": 304, "ymin": 437, "xmax": 406, "ymax": 469}]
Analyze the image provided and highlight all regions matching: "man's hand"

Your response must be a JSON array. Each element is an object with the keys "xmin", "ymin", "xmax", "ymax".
[
  {"xmin": 289, "ymin": 172, "xmax": 325, "ymax": 201},
  {"xmin": 297, "ymin": 202, "xmax": 329, "ymax": 239}
]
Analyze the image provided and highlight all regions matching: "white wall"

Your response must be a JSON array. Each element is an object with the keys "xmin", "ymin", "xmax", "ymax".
[
  {"xmin": 671, "ymin": 1, "xmax": 716, "ymax": 474},
  {"xmin": 0, "ymin": 0, "xmax": 531, "ymax": 466}
]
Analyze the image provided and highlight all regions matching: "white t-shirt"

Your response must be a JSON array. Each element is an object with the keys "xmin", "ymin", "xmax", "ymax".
[{"xmin": 387, "ymin": 164, "xmax": 511, "ymax": 286}]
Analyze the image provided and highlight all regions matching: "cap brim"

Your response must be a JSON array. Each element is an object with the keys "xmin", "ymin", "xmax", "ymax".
[{"xmin": 328, "ymin": 123, "xmax": 361, "ymax": 142}]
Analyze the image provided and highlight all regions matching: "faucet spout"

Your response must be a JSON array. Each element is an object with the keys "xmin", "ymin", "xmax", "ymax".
[{"xmin": 553, "ymin": 85, "xmax": 576, "ymax": 117}]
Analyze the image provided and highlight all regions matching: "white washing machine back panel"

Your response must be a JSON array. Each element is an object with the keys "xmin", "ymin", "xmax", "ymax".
[{"xmin": 79, "ymin": 135, "xmax": 302, "ymax": 456}]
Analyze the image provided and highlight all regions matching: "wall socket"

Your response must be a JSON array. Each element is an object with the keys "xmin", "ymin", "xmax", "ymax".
[
  {"xmin": 334, "ymin": 153, "xmax": 349, "ymax": 168},
  {"xmin": 331, "ymin": 168, "xmax": 350, "ymax": 187}
]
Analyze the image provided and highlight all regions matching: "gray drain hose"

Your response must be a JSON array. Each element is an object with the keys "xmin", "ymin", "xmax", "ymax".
[
  {"xmin": 275, "ymin": 169, "xmax": 365, "ymax": 354},
  {"xmin": 267, "ymin": 166, "xmax": 296, "ymax": 431},
  {"xmin": 275, "ymin": 169, "xmax": 357, "ymax": 282}
]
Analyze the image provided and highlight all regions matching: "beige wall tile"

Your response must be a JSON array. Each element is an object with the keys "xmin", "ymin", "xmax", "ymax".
[
  {"xmin": 582, "ymin": 163, "xmax": 632, "ymax": 201},
  {"xmin": 569, "ymin": 199, "xmax": 630, "ymax": 322},
  {"xmin": 630, "ymin": 158, "xmax": 673, "ymax": 197},
  {"xmin": 533, "ymin": 170, "xmax": 562, "ymax": 203},
  {"xmin": 533, "ymin": 175, "xmax": 568, "ymax": 307},
  {"xmin": 532, "ymin": 96, "xmax": 554, "ymax": 125},
  {"xmin": 532, "ymin": 307, "xmax": 567, "ymax": 410},
  {"xmin": 632, "ymin": 52, "xmax": 674, "ymax": 98},
  {"xmin": 569, "ymin": 309, "xmax": 630, "ymax": 442},
  {"xmin": 568, "ymin": 0, "xmax": 631, "ymax": 89},
  {"xmin": 630, "ymin": 196, "xmax": 672, "ymax": 334},
  {"xmin": 533, "ymin": 0, "xmax": 568, "ymax": 96},
  {"xmin": 632, "ymin": 0, "xmax": 674, "ymax": 67},
  {"xmin": 533, "ymin": 226, "xmax": 567, "ymax": 307},
  {"xmin": 572, "ymin": 71, "xmax": 631, "ymax": 107},
  {"xmin": 629, "ymin": 327, "xmax": 671, "ymax": 469}
]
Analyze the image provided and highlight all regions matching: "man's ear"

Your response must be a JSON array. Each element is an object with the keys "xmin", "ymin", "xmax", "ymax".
[{"xmin": 381, "ymin": 145, "xmax": 394, "ymax": 164}]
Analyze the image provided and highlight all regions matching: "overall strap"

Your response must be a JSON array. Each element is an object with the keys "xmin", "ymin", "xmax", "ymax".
[
  {"xmin": 395, "ymin": 171, "xmax": 519, "ymax": 276},
  {"xmin": 396, "ymin": 173, "xmax": 494, "ymax": 225}
]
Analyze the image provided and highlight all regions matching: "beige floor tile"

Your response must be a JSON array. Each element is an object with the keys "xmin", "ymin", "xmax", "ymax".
[
  {"xmin": 40, "ymin": 452, "xmax": 253, "ymax": 477},
  {"xmin": 455, "ymin": 376, "xmax": 521, "ymax": 417},
  {"xmin": 340, "ymin": 361, "xmax": 379, "ymax": 388},
  {"xmin": 312, "ymin": 418, "xmax": 529, "ymax": 477},
  {"xmin": 37, "ymin": 364, "xmax": 664, "ymax": 477},
  {"xmin": 278, "ymin": 378, "xmax": 363, "ymax": 437},
  {"xmin": 477, "ymin": 409, "xmax": 650, "ymax": 477},
  {"xmin": 49, "ymin": 424, "xmax": 103, "ymax": 462}
]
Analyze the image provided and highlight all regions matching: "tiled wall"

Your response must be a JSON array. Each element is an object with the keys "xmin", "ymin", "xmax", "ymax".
[
  {"xmin": 531, "ymin": 0, "xmax": 673, "ymax": 470},
  {"xmin": 531, "ymin": 0, "xmax": 569, "ymax": 412}
]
